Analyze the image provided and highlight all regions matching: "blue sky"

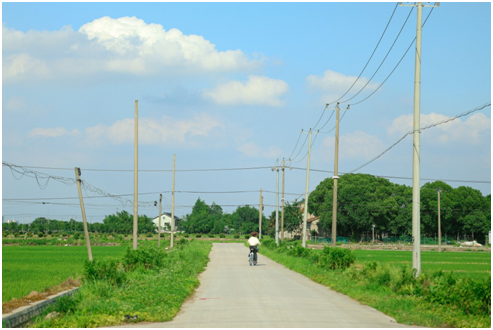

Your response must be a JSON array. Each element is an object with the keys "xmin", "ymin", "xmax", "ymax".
[{"xmin": 2, "ymin": 1, "xmax": 491, "ymax": 224}]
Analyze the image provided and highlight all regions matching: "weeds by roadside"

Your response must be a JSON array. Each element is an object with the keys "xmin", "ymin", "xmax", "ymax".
[
  {"xmin": 28, "ymin": 239, "xmax": 212, "ymax": 328},
  {"xmin": 260, "ymin": 238, "xmax": 491, "ymax": 328}
]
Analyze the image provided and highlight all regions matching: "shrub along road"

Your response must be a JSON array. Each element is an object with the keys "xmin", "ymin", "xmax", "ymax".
[{"xmin": 114, "ymin": 243, "xmax": 412, "ymax": 328}]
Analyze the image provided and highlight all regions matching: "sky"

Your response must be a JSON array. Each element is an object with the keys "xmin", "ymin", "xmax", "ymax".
[{"xmin": 2, "ymin": 1, "xmax": 491, "ymax": 225}]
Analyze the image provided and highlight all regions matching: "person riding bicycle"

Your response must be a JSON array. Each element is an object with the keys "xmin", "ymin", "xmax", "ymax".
[{"xmin": 247, "ymin": 232, "xmax": 261, "ymax": 263}]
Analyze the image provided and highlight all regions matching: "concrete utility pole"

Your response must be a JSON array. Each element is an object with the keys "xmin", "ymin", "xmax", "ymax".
[
  {"xmin": 302, "ymin": 129, "xmax": 318, "ymax": 248},
  {"xmin": 171, "ymin": 154, "xmax": 176, "ymax": 248},
  {"xmin": 133, "ymin": 100, "xmax": 139, "ymax": 250},
  {"xmin": 158, "ymin": 193, "xmax": 162, "ymax": 247},
  {"xmin": 399, "ymin": 1, "xmax": 439, "ymax": 277},
  {"xmin": 273, "ymin": 166, "xmax": 280, "ymax": 244},
  {"xmin": 75, "ymin": 167, "xmax": 93, "ymax": 261},
  {"xmin": 281, "ymin": 159, "xmax": 285, "ymax": 242},
  {"xmin": 438, "ymin": 189, "xmax": 441, "ymax": 252},
  {"xmin": 259, "ymin": 188, "xmax": 263, "ymax": 239},
  {"xmin": 332, "ymin": 103, "xmax": 349, "ymax": 247}
]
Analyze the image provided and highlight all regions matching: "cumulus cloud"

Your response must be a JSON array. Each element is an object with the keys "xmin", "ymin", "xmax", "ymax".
[
  {"xmin": 307, "ymin": 70, "xmax": 379, "ymax": 102},
  {"xmin": 85, "ymin": 113, "xmax": 225, "ymax": 146},
  {"xmin": 27, "ymin": 127, "xmax": 81, "ymax": 138},
  {"xmin": 204, "ymin": 75, "xmax": 289, "ymax": 106},
  {"xmin": 2, "ymin": 16, "xmax": 262, "ymax": 82},
  {"xmin": 320, "ymin": 131, "xmax": 386, "ymax": 160},
  {"xmin": 4, "ymin": 96, "xmax": 27, "ymax": 112},
  {"xmin": 238, "ymin": 142, "xmax": 282, "ymax": 159},
  {"xmin": 388, "ymin": 112, "xmax": 490, "ymax": 144}
]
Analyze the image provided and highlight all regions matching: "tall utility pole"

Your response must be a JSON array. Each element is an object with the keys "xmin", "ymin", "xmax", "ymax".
[
  {"xmin": 332, "ymin": 103, "xmax": 349, "ymax": 247},
  {"xmin": 158, "ymin": 193, "xmax": 162, "ymax": 247},
  {"xmin": 400, "ymin": 2, "xmax": 439, "ymax": 277},
  {"xmin": 133, "ymin": 100, "xmax": 139, "ymax": 250},
  {"xmin": 280, "ymin": 159, "xmax": 286, "ymax": 242},
  {"xmin": 259, "ymin": 188, "xmax": 263, "ymax": 239},
  {"xmin": 75, "ymin": 167, "xmax": 93, "ymax": 261},
  {"xmin": 171, "ymin": 154, "xmax": 176, "ymax": 248},
  {"xmin": 438, "ymin": 189, "xmax": 442, "ymax": 252},
  {"xmin": 273, "ymin": 166, "xmax": 280, "ymax": 244},
  {"xmin": 302, "ymin": 129, "xmax": 318, "ymax": 248}
]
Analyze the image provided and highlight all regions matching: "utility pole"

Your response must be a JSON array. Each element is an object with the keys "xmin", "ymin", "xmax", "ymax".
[
  {"xmin": 332, "ymin": 103, "xmax": 349, "ymax": 247},
  {"xmin": 280, "ymin": 158, "xmax": 292, "ymax": 243},
  {"xmin": 259, "ymin": 188, "xmax": 263, "ymax": 239},
  {"xmin": 171, "ymin": 154, "xmax": 176, "ymax": 248},
  {"xmin": 438, "ymin": 189, "xmax": 441, "ymax": 252},
  {"xmin": 133, "ymin": 100, "xmax": 139, "ymax": 250},
  {"xmin": 75, "ymin": 167, "xmax": 93, "ymax": 261},
  {"xmin": 399, "ymin": 2, "xmax": 439, "ymax": 277},
  {"xmin": 158, "ymin": 194, "xmax": 162, "ymax": 247},
  {"xmin": 302, "ymin": 129, "xmax": 318, "ymax": 248},
  {"xmin": 272, "ymin": 165, "xmax": 280, "ymax": 244}
]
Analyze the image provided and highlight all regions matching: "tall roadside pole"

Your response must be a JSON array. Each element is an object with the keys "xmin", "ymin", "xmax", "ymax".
[
  {"xmin": 332, "ymin": 103, "xmax": 349, "ymax": 247},
  {"xmin": 75, "ymin": 167, "xmax": 93, "ymax": 261},
  {"xmin": 280, "ymin": 158, "xmax": 285, "ymax": 242},
  {"xmin": 302, "ymin": 129, "xmax": 318, "ymax": 248},
  {"xmin": 259, "ymin": 188, "xmax": 263, "ymax": 239},
  {"xmin": 171, "ymin": 154, "xmax": 176, "ymax": 248},
  {"xmin": 274, "ymin": 166, "xmax": 280, "ymax": 244},
  {"xmin": 158, "ymin": 194, "xmax": 162, "ymax": 247},
  {"xmin": 133, "ymin": 100, "xmax": 139, "ymax": 250},
  {"xmin": 438, "ymin": 189, "xmax": 442, "ymax": 252},
  {"xmin": 400, "ymin": 2, "xmax": 439, "ymax": 276}
]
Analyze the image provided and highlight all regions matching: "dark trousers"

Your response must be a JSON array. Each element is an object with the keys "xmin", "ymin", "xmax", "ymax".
[{"xmin": 249, "ymin": 246, "xmax": 258, "ymax": 262}]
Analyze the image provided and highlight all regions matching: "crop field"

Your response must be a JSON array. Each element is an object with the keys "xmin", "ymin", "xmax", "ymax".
[
  {"xmin": 353, "ymin": 250, "xmax": 491, "ymax": 279},
  {"xmin": 2, "ymin": 245, "xmax": 128, "ymax": 303}
]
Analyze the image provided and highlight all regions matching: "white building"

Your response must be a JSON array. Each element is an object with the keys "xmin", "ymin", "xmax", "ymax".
[{"xmin": 152, "ymin": 213, "xmax": 181, "ymax": 233}]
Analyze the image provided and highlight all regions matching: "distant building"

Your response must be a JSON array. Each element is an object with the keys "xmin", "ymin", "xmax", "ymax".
[
  {"xmin": 5, "ymin": 219, "xmax": 16, "ymax": 224},
  {"xmin": 152, "ymin": 213, "xmax": 181, "ymax": 233}
]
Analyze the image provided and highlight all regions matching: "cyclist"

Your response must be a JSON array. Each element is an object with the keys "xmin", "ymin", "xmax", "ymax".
[{"xmin": 247, "ymin": 232, "xmax": 261, "ymax": 264}]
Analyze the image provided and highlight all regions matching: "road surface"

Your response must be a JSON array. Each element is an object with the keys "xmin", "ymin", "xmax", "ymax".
[{"xmin": 114, "ymin": 243, "xmax": 413, "ymax": 328}]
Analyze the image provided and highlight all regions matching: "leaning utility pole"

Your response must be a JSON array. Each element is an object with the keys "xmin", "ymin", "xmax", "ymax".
[
  {"xmin": 332, "ymin": 103, "xmax": 349, "ymax": 247},
  {"xmin": 75, "ymin": 167, "xmax": 93, "ymax": 261},
  {"xmin": 259, "ymin": 188, "xmax": 263, "ymax": 239},
  {"xmin": 302, "ymin": 129, "xmax": 318, "ymax": 248},
  {"xmin": 171, "ymin": 154, "xmax": 176, "ymax": 248},
  {"xmin": 281, "ymin": 159, "xmax": 286, "ymax": 242},
  {"xmin": 273, "ymin": 166, "xmax": 280, "ymax": 244},
  {"xmin": 400, "ymin": 1, "xmax": 439, "ymax": 277},
  {"xmin": 158, "ymin": 193, "xmax": 162, "ymax": 247},
  {"xmin": 133, "ymin": 100, "xmax": 139, "ymax": 250}
]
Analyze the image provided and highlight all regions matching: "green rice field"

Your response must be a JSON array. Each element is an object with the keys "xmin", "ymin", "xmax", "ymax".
[
  {"xmin": 353, "ymin": 250, "xmax": 491, "ymax": 279},
  {"xmin": 2, "ymin": 245, "xmax": 128, "ymax": 302}
]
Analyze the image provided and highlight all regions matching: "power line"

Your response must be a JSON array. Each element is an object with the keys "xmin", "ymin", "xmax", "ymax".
[{"xmin": 3, "ymin": 165, "xmax": 273, "ymax": 173}]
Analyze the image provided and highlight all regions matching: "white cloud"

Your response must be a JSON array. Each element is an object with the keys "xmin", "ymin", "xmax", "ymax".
[
  {"xmin": 27, "ymin": 127, "xmax": 81, "ymax": 138},
  {"xmin": 4, "ymin": 96, "xmax": 27, "ymax": 112},
  {"xmin": 2, "ymin": 16, "xmax": 262, "ymax": 82},
  {"xmin": 319, "ymin": 131, "xmax": 386, "ymax": 160},
  {"xmin": 238, "ymin": 142, "xmax": 282, "ymax": 158},
  {"xmin": 388, "ymin": 112, "xmax": 491, "ymax": 144},
  {"xmin": 85, "ymin": 113, "xmax": 225, "ymax": 146},
  {"xmin": 306, "ymin": 70, "xmax": 379, "ymax": 103},
  {"xmin": 204, "ymin": 75, "xmax": 289, "ymax": 106}
]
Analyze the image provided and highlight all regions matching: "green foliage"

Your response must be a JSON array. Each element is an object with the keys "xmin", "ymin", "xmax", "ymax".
[
  {"xmin": 234, "ymin": 234, "xmax": 240, "ymax": 238},
  {"xmin": 195, "ymin": 234, "xmax": 201, "ymax": 238},
  {"xmin": 317, "ymin": 246, "xmax": 356, "ymax": 270},
  {"xmin": 183, "ymin": 233, "xmax": 189, "ymax": 238},
  {"xmin": 219, "ymin": 233, "xmax": 225, "ymax": 238},
  {"xmin": 207, "ymin": 234, "xmax": 215, "ymax": 238},
  {"xmin": 244, "ymin": 234, "xmax": 250, "ymax": 239},
  {"xmin": 146, "ymin": 232, "xmax": 153, "ymax": 238},
  {"xmin": 84, "ymin": 259, "xmax": 126, "ymax": 286},
  {"xmin": 122, "ymin": 245, "xmax": 167, "ymax": 271}
]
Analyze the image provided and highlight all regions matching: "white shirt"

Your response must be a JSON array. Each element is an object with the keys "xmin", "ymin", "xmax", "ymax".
[{"xmin": 248, "ymin": 237, "xmax": 261, "ymax": 246}]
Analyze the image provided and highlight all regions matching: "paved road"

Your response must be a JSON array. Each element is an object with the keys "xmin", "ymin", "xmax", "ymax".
[{"xmin": 114, "ymin": 243, "xmax": 412, "ymax": 328}]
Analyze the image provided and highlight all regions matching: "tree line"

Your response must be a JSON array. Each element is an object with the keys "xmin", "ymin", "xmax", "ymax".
[{"xmin": 308, "ymin": 173, "xmax": 491, "ymax": 242}]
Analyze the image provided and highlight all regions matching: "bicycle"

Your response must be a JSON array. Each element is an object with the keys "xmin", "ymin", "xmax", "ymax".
[{"xmin": 249, "ymin": 246, "xmax": 257, "ymax": 266}]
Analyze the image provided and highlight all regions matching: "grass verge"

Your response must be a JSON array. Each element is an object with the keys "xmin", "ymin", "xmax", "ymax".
[
  {"xmin": 260, "ymin": 239, "xmax": 490, "ymax": 328},
  {"xmin": 28, "ymin": 239, "xmax": 212, "ymax": 328}
]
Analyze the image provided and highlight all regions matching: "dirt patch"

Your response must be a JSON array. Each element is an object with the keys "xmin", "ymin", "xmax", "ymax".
[{"xmin": 2, "ymin": 277, "xmax": 81, "ymax": 314}]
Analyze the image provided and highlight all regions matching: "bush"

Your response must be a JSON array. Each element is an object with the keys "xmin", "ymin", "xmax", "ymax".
[
  {"xmin": 244, "ymin": 234, "xmax": 250, "ymax": 239},
  {"xmin": 234, "ymin": 234, "xmax": 240, "ymax": 239},
  {"xmin": 207, "ymin": 234, "xmax": 215, "ymax": 238},
  {"xmin": 146, "ymin": 232, "xmax": 153, "ymax": 238},
  {"xmin": 219, "ymin": 233, "xmax": 226, "ymax": 238},
  {"xmin": 122, "ymin": 245, "xmax": 167, "ymax": 271},
  {"xmin": 183, "ymin": 233, "xmax": 189, "ymax": 238},
  {"xmin": 195, "ymin": 234, "xmax": 202, "ymax": 238},
  {"xmin": 160, "ymin": 233, "xmax": 165, "ymax": 238},
  {"xmin": 84, "ymin": 258, "xmax": 126, "ymax": 286},
  {"xmin": 317, "ymin": 246, "xmax": 356, "ymax": 270},
  {"xmin": 38, "ymin": 232, "xmax": 44, "ymax": 238}
]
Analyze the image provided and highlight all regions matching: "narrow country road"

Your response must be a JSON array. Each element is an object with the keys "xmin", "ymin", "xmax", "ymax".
[{"xmin": 114, "ymin": 243, "xmax": 413, "ymax": 328}]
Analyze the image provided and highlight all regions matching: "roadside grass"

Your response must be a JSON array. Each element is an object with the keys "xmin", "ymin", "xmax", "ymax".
[
  {"xmin": 260, "ymin": 240, "xmax": 491, "ymax": 328},
  {"xmin": 353, "ymin": 250, "xmax": 491, "ymax": 280},
  {"xmin": 2, "ymin": 245, "xmax": 129, "ymax": 303},
  {"xmin": 28, "ymin": 239, "xmax": 212, "ymax": 328}
]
